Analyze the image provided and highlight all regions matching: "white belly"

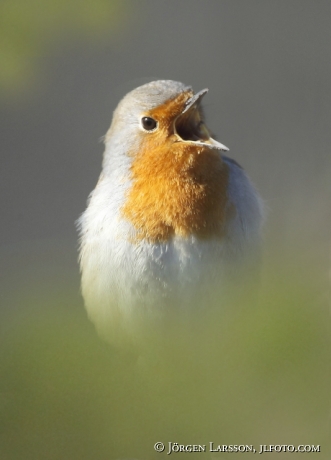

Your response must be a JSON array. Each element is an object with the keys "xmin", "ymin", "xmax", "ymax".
[{"xmin": 78, "ymin": 157, "xmax": 263, "ymax": 344}]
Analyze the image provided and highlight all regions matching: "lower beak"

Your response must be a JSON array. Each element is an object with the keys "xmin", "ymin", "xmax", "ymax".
[{"xmin": 207, "ymin": 138, "xmax": 229, "ymax": 152}]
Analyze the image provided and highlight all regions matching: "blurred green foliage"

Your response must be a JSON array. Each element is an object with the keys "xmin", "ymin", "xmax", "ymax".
[
  {"xmin": 0, "ymin": 0, "xmax": 128, "ymax": 95},
  {"xmin": 0, "ymin": 249, "xmax": 329, "ymax": 459}
]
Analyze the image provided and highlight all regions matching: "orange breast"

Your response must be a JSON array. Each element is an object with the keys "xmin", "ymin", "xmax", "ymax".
[{"xmin": 121, "ymin": 137, "xmax": 232, "ymax": 243}]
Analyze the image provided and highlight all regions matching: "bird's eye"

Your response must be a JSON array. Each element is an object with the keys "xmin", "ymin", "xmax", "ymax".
[{"xmin": 141, "ymin": 117, "xmax": 157, "ymax": 131}]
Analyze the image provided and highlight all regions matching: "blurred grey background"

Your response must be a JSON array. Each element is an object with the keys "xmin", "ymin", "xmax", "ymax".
[
  {"xmin": 1, "ymin": 1, "xmax": 330, "ymax": 459},
  {"xmin": 1, "ymin": 0, "xmax": 331, "ymax": 292}
]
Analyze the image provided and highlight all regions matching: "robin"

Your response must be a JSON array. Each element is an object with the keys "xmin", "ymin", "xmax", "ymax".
[{"xmin": 77, "ymin": 80, "xmax": 263, "ymax": 344}]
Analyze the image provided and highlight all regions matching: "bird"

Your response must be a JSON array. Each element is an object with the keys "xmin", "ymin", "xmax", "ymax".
[{"xmin": 77, "ymin": 80, "xmax": 263, "ymax": 345}]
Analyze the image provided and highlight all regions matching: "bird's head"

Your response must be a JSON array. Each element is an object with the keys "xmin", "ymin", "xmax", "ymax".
[{"xmin": 105, "ymin": 80, "xmax": 229, "ymax": 158}]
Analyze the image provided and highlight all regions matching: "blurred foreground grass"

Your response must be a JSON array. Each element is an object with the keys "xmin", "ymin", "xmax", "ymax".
[{"xmin": 0, "ymin": 246, "xmax": 329, "ymax": 459}]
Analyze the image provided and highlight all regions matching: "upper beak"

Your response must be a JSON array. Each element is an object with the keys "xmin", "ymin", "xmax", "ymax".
[
  {"xmin": 177, "ymin": 89, "xmax": 229, "ymax": 152},
  {"xmin": 182, "ymin": 89, "xmax": 209, "ymax": 114}
]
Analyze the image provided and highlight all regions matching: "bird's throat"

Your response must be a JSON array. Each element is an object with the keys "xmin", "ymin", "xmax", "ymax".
[{"xmin": 121, "ymin": 141, "xmax": 233, "ymax": 243}]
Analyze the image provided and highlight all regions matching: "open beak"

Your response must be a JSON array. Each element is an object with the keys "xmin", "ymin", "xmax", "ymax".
[{"xmin": 174, "ymin": 89, "xmax": 229, "ymax": 152}]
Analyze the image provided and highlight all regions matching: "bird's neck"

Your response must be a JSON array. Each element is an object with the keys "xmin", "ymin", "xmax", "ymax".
[{"xmin": 121, "ymin": 142, "xmax": 233, "ymax": 243}]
